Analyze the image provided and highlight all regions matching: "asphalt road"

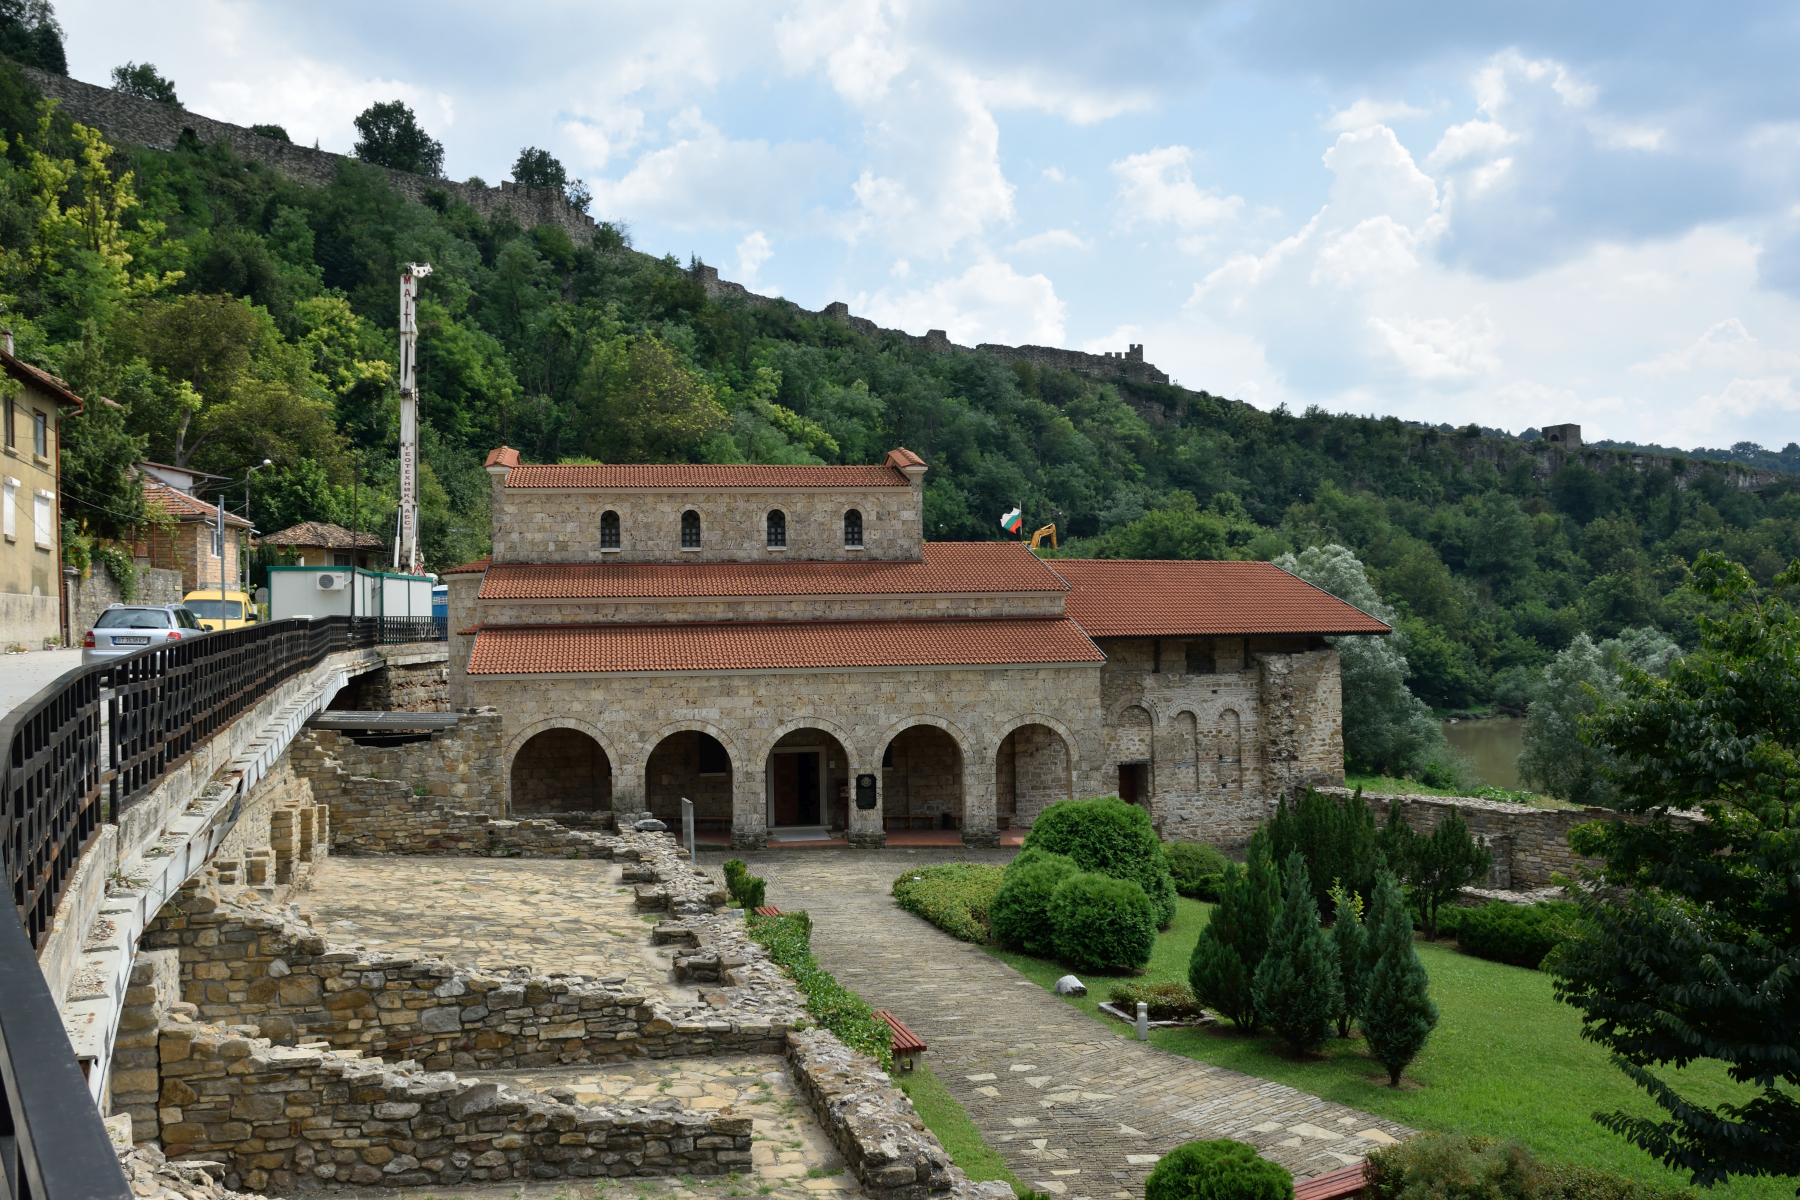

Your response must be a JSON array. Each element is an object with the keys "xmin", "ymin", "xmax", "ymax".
[{"xmin": 0, "ymin": 647, "xmax": 84, "ymax": 714}]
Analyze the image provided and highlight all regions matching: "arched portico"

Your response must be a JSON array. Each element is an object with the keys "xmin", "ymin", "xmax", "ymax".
[
  {"xmin": 641, "ymin": 724, "xmax": 743, "ymax": 845},
  {"xmin": 995, "ymin": 721, "xmax": 1073, "ymax": 832},
  {"xmin": 509, "ymin": 728, "xmax": 612, "ymax": 819},
  {"xmin": 878, "ymin": 720, "xmax": 972, "ymax": 843}
]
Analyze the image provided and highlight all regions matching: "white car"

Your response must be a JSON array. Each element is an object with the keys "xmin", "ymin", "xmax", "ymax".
[{"xmin": 81, "ymin": 604, "xmax": 208, "ymax": 664}]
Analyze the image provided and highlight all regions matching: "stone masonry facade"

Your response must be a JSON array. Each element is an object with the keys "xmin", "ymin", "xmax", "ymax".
[{"xmin": 452, "ymin": 452, "xmax": 1359, "ymax": 851}]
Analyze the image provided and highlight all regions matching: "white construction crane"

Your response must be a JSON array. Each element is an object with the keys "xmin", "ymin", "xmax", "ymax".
[{"xmin": 395, "ymin": 262, "xmax": 431, "ymax": 575}]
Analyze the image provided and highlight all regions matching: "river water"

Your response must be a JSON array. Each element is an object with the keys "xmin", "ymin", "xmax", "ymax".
[{"xmin": 1442, "ymin": 716, "xmax": 1527, "ymax": 788}]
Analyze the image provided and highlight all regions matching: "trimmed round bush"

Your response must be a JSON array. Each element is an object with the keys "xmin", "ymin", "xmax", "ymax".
[
  {"xmin": 1022, "ymin": 797, "xmax": 1179, "ymax": 928},
  {"xmin": 1144, "ymin": 1139, "xmax": 1293, "ymax": 1200},
  {"xmin": 1454, "ymin": 901, "xmax": 1577, "ymax": 969},
  {"xmin": 990, "ymin": 852, "xmax": 1078, "ymax": 955},
  {"xmin": 1165, "ymin": 842, "xmax": 1229, "ymax": 900},
  {"xmin": 1048, "ymin": 871, "xmax": 1156, "ymax": 972}
]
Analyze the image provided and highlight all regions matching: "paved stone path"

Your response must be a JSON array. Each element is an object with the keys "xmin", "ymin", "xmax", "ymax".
[
  {"xmin": 714, "ymin": 847, "xmax": 1410, "ymax": 1197},
  {"xmin": 301, "ymin": 857, "xmax": 687, "ymax": 1001}
]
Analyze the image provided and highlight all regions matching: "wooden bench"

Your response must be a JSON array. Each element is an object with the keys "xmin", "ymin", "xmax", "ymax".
[
  {"xmin": 1292, "ymin": 1163, "xmax": 1368, "ymax": 1200},
  {"xmin": 873, "ymin": 1009, "xmax": 927, "ymax": 1071},
  {"xmin": 752, "ymin": 906, "xmax": 783, "ymax": 917}
]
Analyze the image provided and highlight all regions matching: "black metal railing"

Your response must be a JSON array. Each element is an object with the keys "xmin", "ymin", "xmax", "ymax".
[
  {"xmin": 2, "ymin": 895, "xmax": 131, "ymax": 1200},
  {"xmin": 0, "ymin": 613, "xmax": 445, "ymax": 1200}
]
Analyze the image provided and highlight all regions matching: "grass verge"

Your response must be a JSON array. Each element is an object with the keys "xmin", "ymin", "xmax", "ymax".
[
  {"xmin": 746, "ymin": 911, "xmax": 892, "ymax": 1070},
  {"xmin": 1343, "ymin": 773, "xmax": 1576, "ymax": 809},
  {"xmin": 986, "ymin": 898, "xmax": 1786, "ymax": 1199},
  {"xmin": 896, "ymin": 1062, "xmax": 1032, "ymax": 1199}
]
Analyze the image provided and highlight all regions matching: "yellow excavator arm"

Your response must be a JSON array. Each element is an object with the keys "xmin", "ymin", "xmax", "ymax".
[{"xmin": 1028, "ymin": 524, "xmax": 1058, "ymax": 550}]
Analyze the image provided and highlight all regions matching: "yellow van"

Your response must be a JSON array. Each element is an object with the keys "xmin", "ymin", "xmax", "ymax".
[{"xmin": 181, "ymin": 589, "xmax": 258, "ymax": 631}]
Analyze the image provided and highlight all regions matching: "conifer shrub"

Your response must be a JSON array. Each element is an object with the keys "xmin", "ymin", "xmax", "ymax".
[
  {"xmin": 1164, "ymin": 841, "xmax": 1229, "ymax": 899},
  {"xmin": 1266, "ymin": 787, "xmax": 1378, "ymax": 911},
  {"xmin": 1048, "ymin": 871, "xmax": 1156, "ymax": 972},
  {"xmin": 1360, "ymin": 867, "xmax": 1438, "ymax": 1085},
  {"xmin": 1454, "ymin": 900, "xmax": 1577, "ymax": 969},
  {"xmin": 891, "ymin": 863, "xmax": 1005, "ymax": 943},
  {"xmin": 721, "ymin": 859, "xmax": 767, "ymax": 910},
  {"xmin": 990, "ymin": 852, "xmax": 1080, "ymax": 956},
  {"xmin": 1188, "ymin": 831, "xmax": 1280, "ymax": 1030},
  {"xmin": 1143, "ymin": 1138, "xmax": 1293, "ymax": 1200},
  {"xmin": 1021, "ymin": 797, "xmax": 1178, "ymax": 927},
  {"xmin": 1329, "ymin": 887, "xmax": 1368, "ymax": 1038},
  {"xmin": 1253, "ymin": 853, "xmax": 1343, "ymax": 1053}
]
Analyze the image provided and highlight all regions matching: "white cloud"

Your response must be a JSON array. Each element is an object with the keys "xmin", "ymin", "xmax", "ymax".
[
  {"xmin": 1111, "ymin": 146, "xmax": 1243, "ymax": 249},
  {"xmin": 857, "ymin": 261, "xmax": 1065, "ymax": 347},
  {"xmin": 1367, "ymin": 311, "xmax": 1502, "ymax": 380},
  {"xmin": 1041, "ymin": 166, "xmax": 1067, "ymax": 183},
  {"xmin": 1426, "ymin": 119, "xmax": 1518, "ymax": 170},
  {"xmin": 1325, "ymin": 98, "xmax": 1430, "ymax": 132},
  {"xmin": 589, "ymin": 111, "xmax": 834, "ymax": 229},
  {"xmin": 736, "ymin": 231, "xmax": 775, "ymax": 288},
  {"xmin": 1006, "ymin": 229, "xmax": 1091, "ymax": 254}
]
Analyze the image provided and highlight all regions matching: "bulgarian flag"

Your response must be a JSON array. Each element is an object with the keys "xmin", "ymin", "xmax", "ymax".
[{"xmin": 1000, "ymin": 507, "xmax": 1023, "ymax": 536}]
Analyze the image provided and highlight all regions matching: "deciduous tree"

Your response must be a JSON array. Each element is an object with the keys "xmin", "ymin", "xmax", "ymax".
[
  {"xmin": 353, "ymin": 100, "xmax": 444, "ymax": 177},
  {"xmin": 1551, "ymin": 551, "xmax": 1800, "ymax": 1190}
]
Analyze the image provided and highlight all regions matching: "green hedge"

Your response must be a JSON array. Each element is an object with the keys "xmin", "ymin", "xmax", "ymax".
[
  {"xmin": 990, "ymin": 852, "xmax": 1080, "ymax": 956},
  {"xmin": 1020, "ymin": 797, "xmax": 1178, "ymax": 928},
  {"xmin": 892, "ymin": 863, "xmax": 1005, "ymax": 943},
  {"xmin": 1145, "ymin": 1139, "xmax": 1292, "ymax": 1200},
  {"xmin": 1443, "ymin": 901, "xmax": 1578, "ymax": 969},
  {"xmin": 1164, "ymin": 842, "xmax": 1229, "ymax": 900},
  {"xmin": 747, "ymin": 912, "xmax": 892, "ymax": 1070},
  {"xmin": 1049, "ymin": 871, "xmax": 1156, "ymax": 972},
  {"xmin": 1108, "ymin": 980, "xmax": 1202, "ymax": 1021},
  {"xmin": 1365, "ymin": 1133, "xmax": 1694, "ymax": 1200}
]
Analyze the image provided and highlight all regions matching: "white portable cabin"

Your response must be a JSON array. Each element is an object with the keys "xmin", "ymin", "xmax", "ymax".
[{"xmin": 267, "ymin": 565, "xmax": 434, "ymax": 621}]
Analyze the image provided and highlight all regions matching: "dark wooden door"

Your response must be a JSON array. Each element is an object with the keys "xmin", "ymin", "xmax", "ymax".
[{"xmin": 774, "ymin": 754, "xmax": 800, "ymax": 825}]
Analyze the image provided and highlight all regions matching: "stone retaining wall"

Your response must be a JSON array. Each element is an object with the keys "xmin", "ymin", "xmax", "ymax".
[
  {"xmin": 67, "ymin": 564, "xmax": 183, "ymax": 641},
  {"xmin": 155, "ymin": 1018, "xmax": 755, "ymax": 1194},
  {"xmin": 1321, "ymin": 787, "xmax": 1698, "ymax": 890},
  {"xmin": 292, "ymin": 713, "xmax": 506, "ymax": 837},
  {"xmin": 788, "ymin": 1030, "xmax": 1011, "ymax": 1200}
]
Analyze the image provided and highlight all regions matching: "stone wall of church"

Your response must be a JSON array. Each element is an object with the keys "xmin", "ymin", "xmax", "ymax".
[
  {"xmin": 1095, "ymin": 637, "xmax": 1342, "ymax": 847},
  {"xmin": 460, "ymin": 662, "xmax": 1103, "ymax": 849},
  {"xmin": 489, "ymin": 484, "xmax": 924, "ymax": 564}
]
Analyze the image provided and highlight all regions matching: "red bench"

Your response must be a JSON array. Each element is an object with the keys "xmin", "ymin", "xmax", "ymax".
[
  {"xmin": 873, "ymin": 1009, "xmax": 927, "ymax": 1071},
  {"xmin": 1293, "ymin": 1163, "xmax": 1368, "ymax": 1199},
  {"xmin": 752, "ymin": 906, "xmax": 783, "ymax": 917}
]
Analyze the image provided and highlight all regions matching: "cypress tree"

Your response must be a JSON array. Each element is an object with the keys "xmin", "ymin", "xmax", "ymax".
[
  {"xmin": 1360, "ymin": 867, "xmax": 1438, "ymax": 1086},
  {"xmin": 1188, "ymin": 831, "xmax": 1280, "ymax": 1031},
  {"xmin": 1253, "ymin": 852, "xmax": 1343, "ymax": 1053},
  {"xmin": 1330, "ymin": 889, "xmax": 1367, "ymax": 1039}
]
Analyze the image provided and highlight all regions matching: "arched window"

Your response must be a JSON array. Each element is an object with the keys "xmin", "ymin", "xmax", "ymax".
[
  {"xmin": 843, "ymin": 508, "xmax": 864, "ymax": 547},
  {"xmin": 767, "ymin": 510, "xmax": 787, "ymax": 548},
  {"xmin": 600, "ymin": 510, "xmax": 620, "ymax": 550},
  {"xmin": 681, "ymin": 510, "xmax": 702, "ymax": 549}
]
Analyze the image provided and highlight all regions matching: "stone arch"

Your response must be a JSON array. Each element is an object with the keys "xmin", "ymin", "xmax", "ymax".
[
  {"xmin": 1207, "ymin": 708, "xmax": 1244, "ymax": 791},
  {"xmin": 994, "ymin": 719, "xmax": 1074, "ymax": 830},
  {"xmin": 1110, "ymin": 704, "xmax": 1154, "ymax": 807},
  {"xmin": 752, "ymin": 716, "xmax": 863, "ymax": 771},
  {"xmin": 504, "ymin": 718, "xmax": 623, "ymax": 818},
  {"xmin": 640, "ymin": 720, "xmax": 742, "ymax": 833},
  {"xmin": 509, "ymin": 728, "xmax": 612, "ymax": 819},
  {"xmin": 762, "ymin": 723, "xmax": 855, "ymax": 835},
  {"xmin": 1106, "ymin": 694, "xmax": 1165, "ymax": 728},
  {"xmin": 878, "ymin": 716, "xmax": 969, "ymax": 834}
]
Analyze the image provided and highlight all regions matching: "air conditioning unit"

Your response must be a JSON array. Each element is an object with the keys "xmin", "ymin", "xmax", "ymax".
[{"xmin": 316, "ymin": 573, "xmax": 348, "ymax": 591}]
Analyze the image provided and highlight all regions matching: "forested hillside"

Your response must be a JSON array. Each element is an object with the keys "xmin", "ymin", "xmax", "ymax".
[{"xmin": 3, "ymin": 48, "xmax": 1796, "ymax": 779}]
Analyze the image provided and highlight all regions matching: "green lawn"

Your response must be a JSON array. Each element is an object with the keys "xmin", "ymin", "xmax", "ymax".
[
  {"xmin": 1342, "ymin": 772, "xmax": 1577, "ymax": 809},
  {"xmin": 895, "ymin": 1062, "xmax": 1031, "ymax": 1198},
  {"xmin": 987, "ymin": 898, "xmax": 1787, "ymax": 1200}
]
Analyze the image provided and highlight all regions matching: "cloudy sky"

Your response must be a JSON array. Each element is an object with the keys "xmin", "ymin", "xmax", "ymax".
[{"xmin": 57, "ymin": 0, "xmax": 1800, "ymax": 449}]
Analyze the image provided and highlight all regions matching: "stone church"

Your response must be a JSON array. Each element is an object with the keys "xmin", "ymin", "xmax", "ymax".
[{"xmin": 444, "ymin": 447, "xmax": 1388, "ymax": 849}]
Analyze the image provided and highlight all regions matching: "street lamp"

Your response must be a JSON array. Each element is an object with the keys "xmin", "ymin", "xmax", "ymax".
[{"xmin": 245, "ymin": 459, "xmax": 272, "ymax": 603}]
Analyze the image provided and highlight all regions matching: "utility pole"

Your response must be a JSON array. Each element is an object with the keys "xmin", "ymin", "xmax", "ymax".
[{"xmin": 396, "ymin": 263, "xmax": 431, "ymax": 575}]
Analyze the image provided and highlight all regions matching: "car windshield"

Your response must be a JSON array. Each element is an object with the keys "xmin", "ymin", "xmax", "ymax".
[
  {"xmin": 185, "ymin": 600, "xmax": 243, "ymax": 619},
  {"xmin": 95, "ymin": 609, "xmax": 171, "ymax": 629}
]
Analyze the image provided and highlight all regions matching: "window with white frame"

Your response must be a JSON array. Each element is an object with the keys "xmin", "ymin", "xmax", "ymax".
[
  {"xmin": 2, "ymin": 477, "xmax": 14, "ymax": 538},
  {"xmin": 33, "ymin": 489, "xmax": 51, "ymax": 548}
]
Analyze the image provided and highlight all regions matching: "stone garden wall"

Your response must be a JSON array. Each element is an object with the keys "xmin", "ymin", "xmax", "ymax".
[{"xmin": 152, "ymin": 1018, "xmax": 756, "ymax": 1194}]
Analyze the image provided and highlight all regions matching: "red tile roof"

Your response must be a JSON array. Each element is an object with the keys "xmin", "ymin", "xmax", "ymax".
[
  {"xmin": 143, "ymin": 478, "xmax": 252, "ymax": 527},
  {"xmin": 503, "ymin": 463, "xmax": 915, "ymax": 489},
  {"xmin": 485, "ymin": 446, "xmax": 520, "ymax": 469},
  {"xmin": 477, "ymin": 542, "xmax": 1064, "ymax": 600},
  {"xmin": 466, "ymin": 617, "xmax": 1103, "ymax": 674},
  {"xmin": 262, "ymin": 521, "xmax": 384, "ymax": 550},
  {"xmin": 885, "ymin": 447, "xmax": 927, "ymax": 470},
  {"xmin": 3, "ymin": 351, "xmax": 83, "ymax": 409},
  {"xmin": 1050, "ymin": 559, "xmax": 1391, "ymax": 637},
  {"xmin": 442, "ymin": 556, "xmax": 492, "ymax": 575}
]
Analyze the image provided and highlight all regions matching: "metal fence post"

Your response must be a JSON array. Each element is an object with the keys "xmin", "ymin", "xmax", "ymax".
[{"xmin": 681, "ymin": 797, "xmax": 695, "ymax": 859}]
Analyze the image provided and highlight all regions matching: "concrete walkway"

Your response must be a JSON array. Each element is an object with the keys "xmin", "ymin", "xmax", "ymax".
[
  {"xmin": 713, "ymin": 846, "xmax": 1410, "ymax": 1197},
  {"xmin": 0, "ymin": 646, "xmax": 83, "ymax": 713}
]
